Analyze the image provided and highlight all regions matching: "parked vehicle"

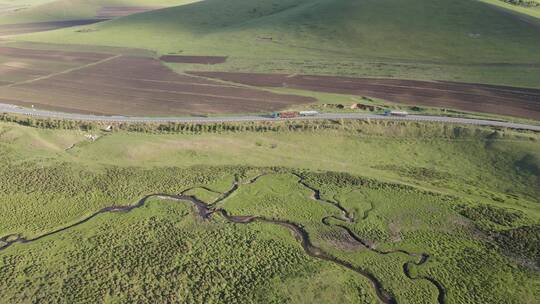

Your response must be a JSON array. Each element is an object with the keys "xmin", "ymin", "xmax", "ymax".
[
  {"xmin": 271, "ymin": 111, "xmax": 319, "ymax": 118},
  {"xmin": 299, "ymin": 111, "xmax": 319, "ymax": 116},
  {"xmin": 271, "ymin": 111, "xmax": 298, "ymax": 118},
  {"xmin": 384, "ymin": 110, "xmax": 409, "ymax": 117}
]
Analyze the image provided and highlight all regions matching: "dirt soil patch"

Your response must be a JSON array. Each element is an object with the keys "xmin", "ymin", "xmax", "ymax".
[
  {"xmin": 160, "ymin": 55, "xmax": 227, "ymax": 64},
  {"xmin": 0, "ymin": 46, "xmax": 113, "ymax": 83},
  {"xmin": 189, "ymin": 72, "xmax": 540, "ymax": 120},
  {"xmin": 0, "ymin": 46, "xmax": 111, "ymax": 63},
  {"xmin": 0, "ymin": 20, "xmax": 105, "ymax": 37},
  {"xmin": 0, "ymin": 50, "xmax": 314, "ymax": 116}
]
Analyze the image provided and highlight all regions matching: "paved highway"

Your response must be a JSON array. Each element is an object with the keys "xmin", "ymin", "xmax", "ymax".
[{"xmin": 1, "ymin": 103, "xmax": 539, "ymax": 132}]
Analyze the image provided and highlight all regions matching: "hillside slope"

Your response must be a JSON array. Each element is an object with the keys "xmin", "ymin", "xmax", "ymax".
[
  {"xmin": 0, "ymin": 0, "xmax": 198, "ymax": 25},
  {"xmin": 13, "ymin": 0, "xmax": 540, "ymax": 87}
]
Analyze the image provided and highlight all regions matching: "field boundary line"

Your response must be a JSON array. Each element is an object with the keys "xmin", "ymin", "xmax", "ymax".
[
  {"xmin": 67, "ymin": 71, "xmax": 241, "ymax": 88},
  {"xmin": 5, "ymin": 54, "xmax": 122, "ymax": 88}
]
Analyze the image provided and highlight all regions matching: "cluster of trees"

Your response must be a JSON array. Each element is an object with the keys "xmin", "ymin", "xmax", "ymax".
[
  {"xmin": 502, "ymin": 0, "xmax": 539, "ymax": 7},
  {"xmin": 493, "ymin": 225, "xmax": 539, "ymax": 266},
  {"xmin": 0, "ymin": 113, "xmax": 98, "ymax": 131},
  {"xmin": 2, "ymin": 112, "xmax": 515, "ymax": 141},
  {"xmin": 0, "ymin": 113, "xmax": 361, "ymax": 134},
  {"xmin": 129, "ymin": 120, "xmax": 346, "ymax": 134},
  {"xmin": 301, "ymin": 170, "xmax": 434, "ymax": 196},
  {"xmin": 457, "ymin": 203, "xmax": 538, "ymax": 266},
  {"xmin": 373, "ymin": 165, "xmax": 452, "ymax": 181},
  {"xmin": 457, "ymin": 204, "xmax": 523, "ymax": 227}
]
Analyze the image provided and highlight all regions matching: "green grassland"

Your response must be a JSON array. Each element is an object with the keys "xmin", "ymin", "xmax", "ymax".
[
  {"xmin": 0, "ymin": 119, "xmax": 539, "ymax": 303},
  {"xmin": 2, "ymin": 1, "xmax": 538, "ymax": 301},
  {"xmin": 13, "ymin": 0, "xmax": 540, "ymax": 88},
  {"xmin": 1, "ymin": 197, "xmax": 378, "ymax": 303}
]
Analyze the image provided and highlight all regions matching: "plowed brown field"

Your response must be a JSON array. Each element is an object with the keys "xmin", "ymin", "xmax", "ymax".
[
  {"xmin": 0, "ymin": 50, "xmax": 315, "ymax": 116},
  {"xmin": 0, "ymin": 46, "xmax": 111, "ymax": 63},
  {"xmin": 189, "ymin": 72, "xmax": 540, "ymax": 120},
  {"xmin": 2, "ymin": 43, "xmax": 538, "ymax": 118},
  {"xmin": 0, "ymin": 46, "xmax": 112, "ymax": 84}
]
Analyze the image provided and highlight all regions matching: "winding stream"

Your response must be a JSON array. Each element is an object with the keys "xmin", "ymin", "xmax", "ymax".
[{"xmin": 0, "ymin": 173, "xmax": 445, "ymax": 304}]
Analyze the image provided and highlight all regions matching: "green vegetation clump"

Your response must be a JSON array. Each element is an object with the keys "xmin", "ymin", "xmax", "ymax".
[
  {"xmin": 373, "ymin": 165, "xmax": 452, "ymax": 182},
  {"xmin": 456, "ymin": 203, "xmax": 539, "ymax": 268},
  {"xmin": 302, "ymin": 171, "xmax": 367, "ymax": 188},
  {"xmin": 0, "ymin": 113, "xmax": 99, "ymax": 131},
  {"xmin": 501, "ymin": 0, "xmax": 539, "ymax": 7},
  {"xmin": 457, "ymin": 204, "xmax": 523, "ymax": 227},
  {"xmin": 0, "ymin": 162, "xmax": 247, "ymax": 236},
  {"xmin": 3, "ymin": 112, "xmax": 520, "ymax": 138},
  {"xmin": 0, "ymin": 113, "xmax": 365, "ymax": 134},
  {"xmin": 492, "ymin": 225, "xmax": 540, "ymax": 267}
]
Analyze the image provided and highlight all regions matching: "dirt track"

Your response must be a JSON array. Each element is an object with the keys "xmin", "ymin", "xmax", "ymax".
[
  {"xmin": 160, "ymin": 55, "xmax": 227, "ymax": 64},
  {"xmin": 0, "ymin": 46, "xmax": 113, "ymax": 84},
  {"xmin": 189, "ymin": 72, "xmax": 540, "ymax": 120}
]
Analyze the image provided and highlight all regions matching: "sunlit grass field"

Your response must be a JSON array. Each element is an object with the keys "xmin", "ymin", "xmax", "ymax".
[
  {"xmin": 0, "ymin": 119, "xmax": 538, "ymax": 303},
  {"xmin": 0, "ymin": 0, "xmax": 198, "ymax": 24},
  {"xmin": 1, "ymin": 1, "xmax": 539, "ymax": 301}
]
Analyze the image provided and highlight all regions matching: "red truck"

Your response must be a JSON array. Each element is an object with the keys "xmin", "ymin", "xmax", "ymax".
[{"xmin": 272, "ymin": 111, "xmax": 299, "ymax": 118}]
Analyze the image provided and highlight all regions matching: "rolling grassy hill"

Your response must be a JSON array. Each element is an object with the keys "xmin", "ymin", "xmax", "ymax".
[
  {"xmin": 14, "ymin": 0, "xmax": 540, "ymax": 87},
  {"xmin": 0, "ymin": 0, "xmax": 199, "ymax": 25}
]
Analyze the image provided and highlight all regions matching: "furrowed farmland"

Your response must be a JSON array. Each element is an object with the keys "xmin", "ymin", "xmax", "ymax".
[
  {"xmin": 1, "ymin": 44, "xmax": 540, "ymax": 118},
  {"xmin": 0, "ymin": 46, "xmax": 315, "ymax": 115}
]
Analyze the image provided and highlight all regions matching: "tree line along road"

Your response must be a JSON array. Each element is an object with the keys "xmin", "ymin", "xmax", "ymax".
[{"xmin": 0, "ymin": 103, "xmax": 539, "ymax": 132}]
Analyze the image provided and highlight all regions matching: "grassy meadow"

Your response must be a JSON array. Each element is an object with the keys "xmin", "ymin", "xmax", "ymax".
[
  {"xmin": 0, "ymin": 119, "xmax": 539, "ymax": 303},
  {"xmin": 1, "ymin": 1, "xmax": 539, "ymax": 301}
]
